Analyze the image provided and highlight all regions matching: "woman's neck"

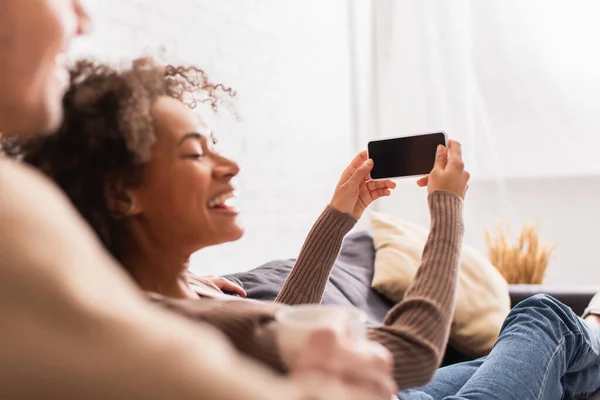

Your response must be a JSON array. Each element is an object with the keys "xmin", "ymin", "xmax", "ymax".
[{"xmin": 121, "ymin": 248, "xmax": 198, "ymax": 300}]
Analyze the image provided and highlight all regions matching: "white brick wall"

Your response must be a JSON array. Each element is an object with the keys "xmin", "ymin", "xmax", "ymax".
[{"xmin": 72, "ymin": 0, "xmax": 355, "ymax": 275}]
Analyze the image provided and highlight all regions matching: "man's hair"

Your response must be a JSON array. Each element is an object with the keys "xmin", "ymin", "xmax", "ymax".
[{"xmin": 1, "ymin": 57, "xmax": 233, "ymax": 261}]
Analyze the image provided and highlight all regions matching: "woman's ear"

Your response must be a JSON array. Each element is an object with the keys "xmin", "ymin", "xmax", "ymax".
[{"xmin": 104, "ymin": 182, "xmax": 142, "ymax": 218}]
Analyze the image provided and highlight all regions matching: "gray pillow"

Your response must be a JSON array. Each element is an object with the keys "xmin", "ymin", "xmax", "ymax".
[{"xmin": 224, "ymin": 231, "xmax": 394, "ymax": 325}]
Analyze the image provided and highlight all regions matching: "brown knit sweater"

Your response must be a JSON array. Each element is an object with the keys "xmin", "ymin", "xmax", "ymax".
[{"xmin": 153, "ymin": 190, "xmax": 464, "ymax": 391}]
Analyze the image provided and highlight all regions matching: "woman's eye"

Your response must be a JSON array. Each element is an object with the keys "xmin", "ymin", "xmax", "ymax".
[{"xmin": 185, "ymin": 153, "xmax": 204, "ymax": 159}]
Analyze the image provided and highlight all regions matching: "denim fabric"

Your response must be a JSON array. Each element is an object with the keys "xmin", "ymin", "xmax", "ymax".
[{"xmin": 401, "ymin": 295, "xmax": 600, "ymax": 400}]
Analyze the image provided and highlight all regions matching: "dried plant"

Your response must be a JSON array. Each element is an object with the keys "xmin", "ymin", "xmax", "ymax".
[{"xmin": 485, "ymin": 222, "xmax": 556, "ymax": 284}]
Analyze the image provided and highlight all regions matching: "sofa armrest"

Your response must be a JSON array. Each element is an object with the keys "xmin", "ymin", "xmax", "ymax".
[{"xmin": 509, "ymin": 284, "xmax": 599, "ymax": 316}]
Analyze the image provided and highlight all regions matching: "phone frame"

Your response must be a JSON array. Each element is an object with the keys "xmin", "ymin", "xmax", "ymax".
[{"xmin": 367, "ymin": 130, "xmax": 448, "ymax": 181}]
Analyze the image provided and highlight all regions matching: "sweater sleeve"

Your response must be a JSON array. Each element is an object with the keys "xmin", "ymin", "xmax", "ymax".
[
  {"xmin": 275, "ymin": 205, "xmax": 357, "ymax": 305},
  {"xmin": 367, "ymin": 191, "xmax": 464, "ymax": 390},
  {"xmin": 151, "ymin": 295, "xmax": 288, "ymax": 374}
]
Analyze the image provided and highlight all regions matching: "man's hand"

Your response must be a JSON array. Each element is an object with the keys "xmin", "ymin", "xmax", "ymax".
[
  {"xmin": 290, "ymin": 328, "xmax": 397, "ymax": 400},
  {"xmin": 330, "ymin": 151, "xmax": 396, "ymax": 220}
]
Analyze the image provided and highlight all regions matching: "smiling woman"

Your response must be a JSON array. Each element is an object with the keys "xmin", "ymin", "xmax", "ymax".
[{"xmin": 126, "ymin": 95, "xmax": 244, "ymax": 254}]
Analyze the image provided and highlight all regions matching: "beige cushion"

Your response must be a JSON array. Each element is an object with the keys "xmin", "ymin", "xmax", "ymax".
[
  {"xmin": 371, "ymin": 210, "xmax": 510, "ymax": 357},
  {"xmin": 584, "ymin": 292, "xmax": 600, "ymax": 318}
]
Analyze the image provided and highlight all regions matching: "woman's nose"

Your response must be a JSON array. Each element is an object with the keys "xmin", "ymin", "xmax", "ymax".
[{"xmin": 213, "ymin": 156, "xmax": 240, "ymax": 180}]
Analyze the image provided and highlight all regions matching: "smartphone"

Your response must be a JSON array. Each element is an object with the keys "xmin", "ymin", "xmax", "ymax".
[{"xmin": 367, "ymin": 131, "xmax": 448, "ymax": 180}]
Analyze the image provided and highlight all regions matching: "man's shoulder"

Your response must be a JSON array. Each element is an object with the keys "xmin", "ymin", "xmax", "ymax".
[
  {"xmin": 0, "ymin": 158, "xmax": 82, "ymax": 230},
  {"xmin": 0, "ymin": 157, "xmax": 66, "ymax": 204},
  {"xmin": 0, "ymin": 158, "xmax": 95, "ymax": 260}
]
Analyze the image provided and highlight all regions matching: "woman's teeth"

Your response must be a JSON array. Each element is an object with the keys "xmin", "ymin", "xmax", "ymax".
[{"xmin": 208, "ymin": 192, "xmax": 234, "ymax": 208}]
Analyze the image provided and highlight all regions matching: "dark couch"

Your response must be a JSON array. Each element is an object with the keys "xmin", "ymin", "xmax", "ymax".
[
  {"xmin": 226, "ymin": 231, "xmax": 598, "ymax": 333},
  {"xmin": 508, "ymin": 284, "xmax": 597, "ymax": 316}
]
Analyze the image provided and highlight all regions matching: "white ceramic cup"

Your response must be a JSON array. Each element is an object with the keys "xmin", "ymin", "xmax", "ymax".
[
  {"xmin": 276, "ymin": 305, "xmax": 399, "ymax": 400},
  {"xmin": 275, "ymin": 304, "xmax": 367, "ymax": 342}
]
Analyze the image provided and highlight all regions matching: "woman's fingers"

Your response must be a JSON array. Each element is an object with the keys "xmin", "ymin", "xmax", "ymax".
[
  {"xmin": 209, "ymin": 277, "xmax": 247, "ymax": 297},
  {"xmin": 425, "ymin": 139, "xmax": 470, "ymax": 198},
  {"xmin": 350, "ymin": 150, "xmax": 368, "ymax": 165},
  {"xmin": 432, "ymin": 144, "xmax": 448, "ymax": 171},
  {"xmin": 416, "ymin": 176, "xmax": 428, "ymax": 187},
  {"xmin": 366, "ymin": 179, "xmax": 396, "ymax": 191},
  {"xmin": 370, "ymin": 188, "xmax": 391, "ymax": 200},
  {"xmin": 448, "ymin": 139, "xmax": 464, "ymax": 169},
  {"xmin": 346, "ymin": 151, "xmax": 369, "ymax": 175},
  {"xmin": 337, "ymin": 151, "xmax": 368, "ymax": 185},
  {"xmin": 349, "ymin": 159, "xmax": 374, "ymax": 185},
  {"xmin": 363, "ymin": 180, "xmax": 394, "ymax": 201}
]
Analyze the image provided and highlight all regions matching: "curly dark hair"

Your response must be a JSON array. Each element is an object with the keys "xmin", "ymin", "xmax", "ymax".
[{"xmin": 1, "ymin": 57, "xmax": 234, "ymax": 262}]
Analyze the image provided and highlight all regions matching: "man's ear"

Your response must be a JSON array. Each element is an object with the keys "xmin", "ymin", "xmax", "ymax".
[{"xmin": 104, "ymin": 182, "xmax": 141, "ymax": 218}]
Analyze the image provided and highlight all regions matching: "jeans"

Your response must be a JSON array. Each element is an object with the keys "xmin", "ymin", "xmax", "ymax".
[{"xmin": 400, "ymin": 294, "xmax": 600, "ymax": 400}]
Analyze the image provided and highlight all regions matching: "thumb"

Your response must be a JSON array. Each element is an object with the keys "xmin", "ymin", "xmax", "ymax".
[
  {"xmin": 349, "ymin": 159, "xmax": 374, "ymax": 184},
  {"xmin": 433, "ymin": 145, "xmax": 448, "ymax": 171}
]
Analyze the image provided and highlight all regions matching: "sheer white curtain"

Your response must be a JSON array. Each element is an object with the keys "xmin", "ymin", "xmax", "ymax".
[
  {"xmin": 365, "ymin": 0, "xmax": 600, "ymax": 284},
  {"xmin": 372, "ymin": 0, "xmax": 600, "ymax": 178}
]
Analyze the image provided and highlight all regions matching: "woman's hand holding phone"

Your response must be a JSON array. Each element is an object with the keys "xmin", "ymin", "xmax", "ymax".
[
  {"xmin": 330, "ymin": 140, "xmax": 467, "ymax": 220},
  {"xmin": 329, "ymin": 151, "xmax": 396, "ymax": 220},
  {"xmin": 416, "ymin": 140, "xmax": 470, "ymax": 199}
]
